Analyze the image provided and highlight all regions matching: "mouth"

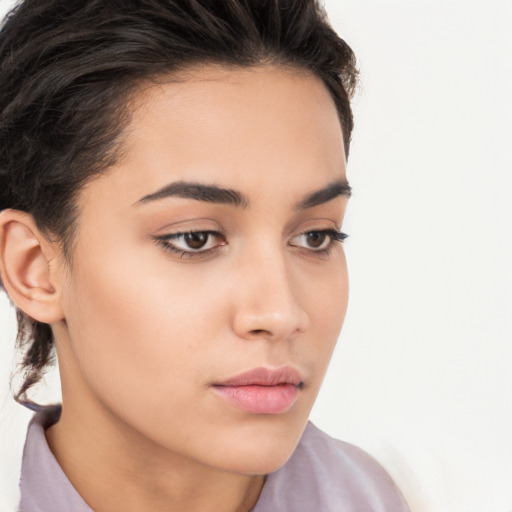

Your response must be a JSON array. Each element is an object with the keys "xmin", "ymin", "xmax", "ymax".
[{"xmin": 211, "ymin": 367, "xmax": 304, "ymax": 415}]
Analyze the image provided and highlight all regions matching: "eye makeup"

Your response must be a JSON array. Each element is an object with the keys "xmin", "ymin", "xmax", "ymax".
[
  {"xmin": 290, "ymin": 228, "xmax": 348, "ymax": 255},
  {"xmin": 153, "ymin": 228, "xmax": 348, "ymax": 260},
  {"xmin": 153, "ymin": 230, "xmax": 227, "ymax": 259}
]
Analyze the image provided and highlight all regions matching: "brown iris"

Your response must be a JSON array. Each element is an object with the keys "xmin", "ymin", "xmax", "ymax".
[
  {"xmin": 306, "ymin": 231, "xmax": 327, "ymax": 248},
  {"xmin": 184, "ymin": 232, "xmax": 209, "ymax": 249}
]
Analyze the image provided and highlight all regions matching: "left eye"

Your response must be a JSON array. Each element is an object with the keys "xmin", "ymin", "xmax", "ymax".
[
  {"xmin": 290, "ymin": 229, "xmax": 347, "ymax": 251},
  {"xmin": 157, "ymin": 231, "xmax": 225, "ymax": 253}
]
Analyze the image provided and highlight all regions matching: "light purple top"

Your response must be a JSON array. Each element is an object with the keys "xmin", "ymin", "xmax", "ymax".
[{"xmin": 19, "ymin": 406, "xmax": 410, "ymax": 512}]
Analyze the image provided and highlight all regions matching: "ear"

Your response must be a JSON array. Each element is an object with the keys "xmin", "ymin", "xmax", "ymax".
[{"xmin": 0, "ymin": 209, "xmax": 65, "ymax": 324}]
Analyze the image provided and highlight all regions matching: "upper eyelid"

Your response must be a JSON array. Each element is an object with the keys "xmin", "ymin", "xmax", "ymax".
[
  {"xmin": 290, "ymin": 228, "xmax": 344, "ymax": 239},
  {"xmin": 159, "ymin": 227, "xmax": 340, "ymax": 238},
  {"xmin": 290, "ymin": 229, "xmax": 347, "ymax": 244},
  {"xmin": 162, "ymin": 229, "xmax": 222, "ymax": 238},
  {"xmin": 158, "ymin": 227, "xmax": 342, "ymax": 239},
  {"xmin": 152, "ymin": 217, "xmax": 224, "ymax": 235}
]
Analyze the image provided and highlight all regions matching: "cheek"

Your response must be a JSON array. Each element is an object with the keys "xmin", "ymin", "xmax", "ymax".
[{"xmin": 61, "ymin": 244, "xmax": 224, "ymax": 419}]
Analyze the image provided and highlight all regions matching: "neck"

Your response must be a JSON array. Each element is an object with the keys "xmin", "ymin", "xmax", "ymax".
[{"xmin": 46, "ymin": 394, "xmax": 265, "ymax": 512}]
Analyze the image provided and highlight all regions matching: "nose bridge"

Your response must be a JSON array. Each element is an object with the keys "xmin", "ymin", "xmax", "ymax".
[{"xmin": 231, "ymin": 238, "xmax": 309, "ymax": 340}]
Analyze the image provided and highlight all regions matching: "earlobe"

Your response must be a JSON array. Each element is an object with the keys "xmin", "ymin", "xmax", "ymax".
[{"xmin": 0, "ymin": 209, "xmax": 64, "ymax": 324}]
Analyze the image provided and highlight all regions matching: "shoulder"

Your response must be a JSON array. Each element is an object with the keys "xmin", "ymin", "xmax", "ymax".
[
  {"xmin": 18, "ymin": 405, "xmax": 92, "ymax": 512},
  {"xmin": 298, "ymin": 422, "xmax": 406, "ymax": 494},
  {"xmin": 253, "ymin": 422, "xmax": 410, "ymax": 512}
]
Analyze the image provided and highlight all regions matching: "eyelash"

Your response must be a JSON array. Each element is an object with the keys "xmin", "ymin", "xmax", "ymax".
[
  {"xmin": 154, "ymin": 229, "xmax": 348, "ymax": 259},
  {"xmin": 154, "ymin": 230, "xmax": 226, "ymax": 259}
]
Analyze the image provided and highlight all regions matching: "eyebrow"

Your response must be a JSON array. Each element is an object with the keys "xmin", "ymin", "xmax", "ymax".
[
  {"xmin": 136, "ymin": 181, "xmax": 248, "ymax": 208},
  {"xmin": 135, "ymin": 179, "xmax": 351, "ymax": 209},
  {"xmin": 296, "ymin": 180, "xmax": 352, "ymax": 210}
]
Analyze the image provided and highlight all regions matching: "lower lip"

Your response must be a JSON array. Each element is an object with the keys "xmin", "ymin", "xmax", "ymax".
[{"xmin": 212, "ymin": 384, "xmax": 300, "ymax": 414}]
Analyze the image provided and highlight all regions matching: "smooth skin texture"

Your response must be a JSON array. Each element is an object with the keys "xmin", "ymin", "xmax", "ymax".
[{"xmin": 0, "ymin": 66, "xmax": 350, "ymax": 512}]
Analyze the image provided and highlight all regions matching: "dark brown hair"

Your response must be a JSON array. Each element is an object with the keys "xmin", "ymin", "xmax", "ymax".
[{"xmin": 0, "ymin": 0, "xmax": 358, "ymax": 407}]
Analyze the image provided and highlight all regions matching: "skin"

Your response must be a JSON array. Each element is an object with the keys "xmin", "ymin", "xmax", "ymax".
[{"xmin": 1, "ymin": 65, "xmax": 350, "ymax": 511}]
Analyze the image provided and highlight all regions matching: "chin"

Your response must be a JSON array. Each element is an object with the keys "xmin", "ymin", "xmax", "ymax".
[
  {"xmin": 222, "ymin": 446, "xmax": 298, "ymax": 476},
  {"xmin": 211, "ymin": 415, "xmax": 309, "ymax": 476}
]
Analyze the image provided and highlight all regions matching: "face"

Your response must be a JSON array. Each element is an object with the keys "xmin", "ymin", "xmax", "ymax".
[{"xmin": 55, "ymin": 65, "xmax": 350, "ymax": 475}]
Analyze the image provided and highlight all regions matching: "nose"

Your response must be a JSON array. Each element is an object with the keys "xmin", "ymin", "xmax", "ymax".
[{"xmin": 231, "ymin": 246, "xmax": 310, "ymax": 342}]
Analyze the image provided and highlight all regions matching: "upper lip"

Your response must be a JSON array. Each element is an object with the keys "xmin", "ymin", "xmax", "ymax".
[{"xmin": 214, "ymin": 366, "xmax": 303, "ymax": 387}]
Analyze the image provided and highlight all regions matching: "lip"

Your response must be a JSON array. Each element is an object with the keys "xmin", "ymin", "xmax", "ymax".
[{"xmin": 211, "ymin": 367, "xmax": 304, "ymax": 414}]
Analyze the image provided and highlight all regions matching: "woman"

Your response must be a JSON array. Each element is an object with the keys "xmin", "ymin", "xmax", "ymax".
[{"xmin": 0, "ymin": 1, "xmax": 410, "ymax": 510}]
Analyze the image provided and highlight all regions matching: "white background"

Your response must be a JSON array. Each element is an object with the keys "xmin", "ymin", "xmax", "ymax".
[{"xmin": 1, "ymin": 0, "xmax": 511, "ymax": 511}]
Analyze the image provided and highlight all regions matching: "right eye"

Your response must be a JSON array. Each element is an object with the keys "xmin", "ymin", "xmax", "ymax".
[{"xmin": 155, "ymin": 230, "xmax": 227, "ymax": 257}]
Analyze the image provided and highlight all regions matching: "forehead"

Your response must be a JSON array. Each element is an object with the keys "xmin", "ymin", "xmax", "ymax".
[{"xmin": 81, "ymin": 65, "xmax": 346, "ymax": 210}]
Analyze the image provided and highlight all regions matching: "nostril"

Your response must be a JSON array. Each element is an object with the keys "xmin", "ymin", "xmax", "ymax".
[{"xmin": 250, "ymin": 329, "xmax": 270, "ymax": 336}]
